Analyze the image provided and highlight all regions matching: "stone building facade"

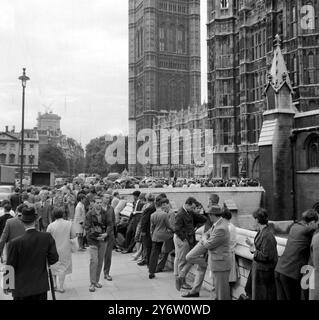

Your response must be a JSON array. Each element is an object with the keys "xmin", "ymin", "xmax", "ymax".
[
  {"xmin": 0, "ymin": 126, "xmax": 39, "ymax": 175},
  {"xmin": 151, "ymin": 103, "xmax": 212, "ymax": 178},
  {"xmin": 207, "ymin": 0, "xmax": 319, "ymax": 180},
  {"xmin": 128, "ymin": 0, "xmax": 201, "ymax": 175}
]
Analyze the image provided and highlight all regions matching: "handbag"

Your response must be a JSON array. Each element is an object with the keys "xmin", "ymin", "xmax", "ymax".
[{"xmin": 70, "ymin": 237, "xmax": 79, "ymax": 253}]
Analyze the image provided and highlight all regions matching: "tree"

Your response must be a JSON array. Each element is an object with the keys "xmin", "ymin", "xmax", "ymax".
[
  {"xmin": 85, "ymin": 134, "xmax": 128, "ymax": 176},
  {"xmin": 39, "ymin": 145, "xmax": 68, "ymax": 174}
]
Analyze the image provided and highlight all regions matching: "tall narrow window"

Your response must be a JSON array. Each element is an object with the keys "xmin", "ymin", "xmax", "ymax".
[
  {"xmin": 292, "ymin": 7, "xmax": 297, "ymax": 37},
  {"xmin": 221, "ymin": 0, "xmax": 229, "ymax": 9},
  {"xmin": 0, "ymin": 153, "xmax": 6, "ymax": 164},
  {"xmin": 308, "ymin": 136, "xmax": 319, "ymax": 168},
  {"xmin": 223, "ymin": 119, "xmax": 230, "ymax": 145},
  {"xmin": 159, "ymin": 24, "xmax": 166, "ymax": 51},
  {"xmin": 140, "ymin": 28, "xmax": 143, "ymax": 55},
  {"xmin": 309, "ymin": 52, "xmax": 315, "ymax": 84},
  {"xmin": 9, "ymin": 154, "xmax": 15, "ymax": 164},
  {"xmin": 168, "ymin": 24, "xmax": 176, "ymax": 52},
  {"xmin": 177, "ymin": 25, "xmax": 185, "ymax": 53}
]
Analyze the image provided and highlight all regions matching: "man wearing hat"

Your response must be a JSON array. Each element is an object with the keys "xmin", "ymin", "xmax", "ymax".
[
  {"xmin": 6, "ymin": 207, "xmax": 59, "ymax": 300},
  {"xmin": 201, "ymin": 203, "xmax": 231, "ymax": 300},
  {"xmin": 0, "ymin": 204, "xmax": 26, "ymax": 263}
]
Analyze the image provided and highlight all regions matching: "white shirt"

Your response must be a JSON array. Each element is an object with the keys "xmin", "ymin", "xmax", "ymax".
[{"xmin": 0, "ymin": 209, "xmax": 15, "ymax": 217}]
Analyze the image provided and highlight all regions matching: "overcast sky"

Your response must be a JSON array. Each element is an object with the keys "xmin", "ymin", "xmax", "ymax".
[{"xmin": 0, "ymin": 0, "xmax": 207, "ymax": 147}]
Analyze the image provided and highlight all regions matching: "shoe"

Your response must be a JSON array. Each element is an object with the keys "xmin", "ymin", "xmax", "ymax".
[
  {"xmin": 155, "ymin": 269, "xmax": 163, "ymax": 273},
  {"xmin": 56, "ymin": 288, "xmax": 65, "ymax": 294},
  {"xmin": 149, "ymin": 273, "xmax": 155, "ymax": 279},
  {"xmin": 137, "ymin": 260, "xmax": 147, "ymax": 266},
  {"xmin": 175, "ymin": 277, "xmax": 184, "ymax": 291},
  {"xmin": 104, "ymin": 275, "xmax": 112, "ymax": 281},
  {"xmin": 182, "ymin": 292, "xmax": 200, "ymax": 298},
  {"xmin": 89, "ymin": 285, "xmax": 95, "ymax": 292},
  {"xmin": 181, "ymin": 283, "xmax": 192, "ymax": 290},
  {"xmin": 95, "ymin": 283, "xmax": 102, "ymax": 288},
  {"xmin": 121, "ymin": 250, "xmax": 130, "ymax": 254}
]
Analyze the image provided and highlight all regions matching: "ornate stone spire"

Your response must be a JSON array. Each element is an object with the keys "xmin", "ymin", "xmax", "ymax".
[{"xmin": 265, "ymin": 34, "xmax": 293, "ymax": 94}]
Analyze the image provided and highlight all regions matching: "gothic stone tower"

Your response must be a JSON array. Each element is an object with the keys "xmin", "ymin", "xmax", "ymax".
[
  {"xmin": 129, "ymin": 0, "xmax": 201, "ymax": 175},
  {"xmin": 259, "ymin": 35, "xmax": 295, "ymax": 221}
]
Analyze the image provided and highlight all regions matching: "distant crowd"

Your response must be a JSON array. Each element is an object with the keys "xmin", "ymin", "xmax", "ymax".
[{"xmin": 84, "ymin": 177, "xmax": 260, "ymax": 190}]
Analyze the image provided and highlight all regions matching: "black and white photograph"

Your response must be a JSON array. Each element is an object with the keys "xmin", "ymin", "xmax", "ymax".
[{"xmin": 0, "ymin": 0, "xmax": 318, "ymax": 314}]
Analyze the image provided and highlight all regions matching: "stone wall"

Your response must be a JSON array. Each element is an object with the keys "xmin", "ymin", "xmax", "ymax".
[
  {"xmin": 118, "ymin": 187, "xmax": 265, "ymax": 229},
  {"xmin": 166, "ymin": 227, "xmax": 287, "ymax": 300}
]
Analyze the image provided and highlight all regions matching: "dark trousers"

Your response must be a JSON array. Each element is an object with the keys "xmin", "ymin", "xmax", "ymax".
[
  {"xmin": 142, "ymin": 234, "xmax": 152, "ymax": 265},
  {"xmin": 275, "ymin": 272, "xmax": 301, "ymax": 300},
  {"xmin": 14, "ymin": 292, "xmax": 47, "ymax": 300},
  {"xmin": 124, "ymin": 222, "xmax": 136, "ymax": 252},
  {"xmin": 149, "ymin": 241, "xmax": 164, "ymax": 274},
  {"xmin": 156, "ymin": 252, "xmax": 169, "ymax": 272},
  {"xmin": 103, "ymin": 236, "xmax": 115, "ymax": 276}
]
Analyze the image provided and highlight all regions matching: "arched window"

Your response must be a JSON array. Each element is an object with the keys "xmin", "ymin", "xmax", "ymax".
[
  {"xmin": 308, "ymin": 135, "xmax": 319, "ymax": 168},
  {"xmin": 168, "ymin": 24, "xmax": 176, "ymax": 52},
  {"xmin": 9, "ymin": 154, "xmax": 15, "ymax": 164}
]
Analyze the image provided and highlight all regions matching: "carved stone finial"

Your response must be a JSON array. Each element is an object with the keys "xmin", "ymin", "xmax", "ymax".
[{"xmin": 274, "ymin": 34, "xmax": 281, "ymax": 48}]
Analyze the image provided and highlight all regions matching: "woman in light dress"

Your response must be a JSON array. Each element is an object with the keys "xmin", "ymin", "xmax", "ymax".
[{"xmin": 47, "ymin": 207, "xmax": 77, "ymax": 293}]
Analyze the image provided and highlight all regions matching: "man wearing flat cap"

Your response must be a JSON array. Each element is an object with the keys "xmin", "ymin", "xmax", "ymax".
[{"xmin": 6, "ymin": 207, "xmax": 59, "ymax": 300}]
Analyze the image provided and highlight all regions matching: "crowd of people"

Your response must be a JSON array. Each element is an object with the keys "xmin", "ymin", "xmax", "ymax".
[
  {"xmin": 86, "ymin": 176, "xmax": 260, "ymax": 190},
  {"xmin": 0, "ymin": 182, "xmax": 318, "ymax": 300}
]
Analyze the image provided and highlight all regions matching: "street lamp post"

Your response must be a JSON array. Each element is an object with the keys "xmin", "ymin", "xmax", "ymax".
[{"xmin": 18, "ymin": 68, "xmax": 30, "ymax": 195}]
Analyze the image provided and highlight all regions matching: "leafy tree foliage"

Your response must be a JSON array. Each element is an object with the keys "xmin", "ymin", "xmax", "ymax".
[{"xmin": 85, "ymin": 135, "xmax": 127, "ymax": 176}]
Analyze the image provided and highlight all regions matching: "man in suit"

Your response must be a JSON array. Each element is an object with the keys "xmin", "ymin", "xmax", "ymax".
[
  {"xmin": 0, "ymin": 204, "xmax": 13, "ymax": 238},
  {"xmin": 201, "ymin": 208, "xmax": 231, "ymax": 300},
  {"xmin": 148, "ymin": 197, "xmax": 174, "ymax": 279},
  {"xmin": 0, "ymin": 204, "xmax": 26, "ymax": 263},
  {"xmin": 139, "ymin": 193, "xmax": 156, "ymax": 266},
  {"xmin": 37, "ymin": 191, "xmax": 52, "ymax": 232},
  {"xmin": 102, "ymin": 193, "xmax": 116, "ymax": 281},
  {"xmin": 275, "ymin": 209, "xmax": 319, "ymax": 300},
  {"xmin": 6, "ymin": 207, "xmax": 59, "ymax": 300},
  {"xmin": 174, "ymin": 197, "xmax": 207, "ymax": 290},
  {"xmin": 10, "ymin": 188, "xmax": 21, "ymax": 212}
]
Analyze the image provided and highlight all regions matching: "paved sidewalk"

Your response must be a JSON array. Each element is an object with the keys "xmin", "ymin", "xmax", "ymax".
[{"xmin": 1, "ymin": 250, "xmax": 212, "ymax": 300}]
